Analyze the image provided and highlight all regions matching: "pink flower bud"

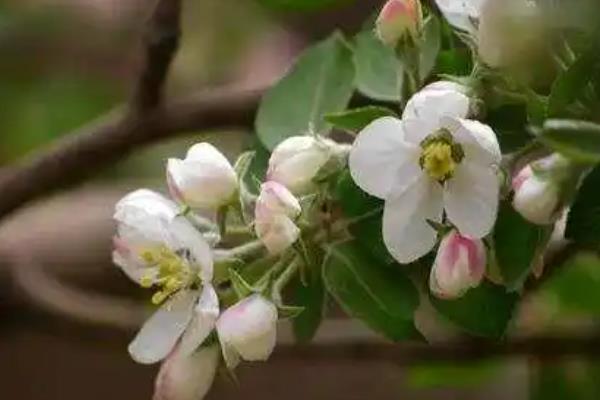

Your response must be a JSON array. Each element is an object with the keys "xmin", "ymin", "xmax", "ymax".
[
  {"xmin": 376, "ymin": 0, "xmax": 422, "ymax": 46},
  {"xmin": 255, "ymin": 182, "xmax": 301, "ymax": 255},
  {"xmin": 153, "ymin": 344, "xmax": 219, "ymax": 400},
  {"xmin": 512, "ymin": 165, "xmax": 561, "ymax": 225},
  {"xmin": 430, "ymin": 230, "xmax": 486, "ymax": 299},
  {"xmin": 167, "ymin": 143, "xmax": 238, "ymax": 209},
  {"xmin": 216, "ymin": 294, "xmax": 278, "ymax": 369}
]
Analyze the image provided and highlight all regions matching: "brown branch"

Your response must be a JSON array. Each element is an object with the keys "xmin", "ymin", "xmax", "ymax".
[
  {"xmin": 0, "ymin": 87, "xmax": 262, "ymax": 222},
  {"xmin": 131, "ymin": 0, "xmax": 182, "ymax": 111}
]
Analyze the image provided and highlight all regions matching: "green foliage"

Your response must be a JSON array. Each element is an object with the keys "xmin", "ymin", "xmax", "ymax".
[
  {"xmin": 494, "ymin": 202, "xmax": 549, "ymax": 290},
  {"xmin": 256, "ymin": 0, "xmax": 355, "ymax": 12},
  {"xmin": 325, "ymin": 106, "xmax": 397, "ymax": 134},
  {"xmin": 255, "ymin": 33, "xmax": 355, "ymax": 150},
  {"xmin": 353, "ymin": 30, "xmax": 402, "ymax": 102},
  {"xmin": 566, "ymin": 165, "xmax": 600, "ymax": 243},
  {"xmin": 290, "ymin": 262, "xmax": 326, "ymax": 343},
  {"xmin": 539, "ymin": 119, "xmax": 600, "ymax": 163},
  {"xmin": 419, "ymin": 14, "xmax": 442, "ymax": 81},
  {"xmin": 485, "ymin": 104, "xmax": 533, "ymax": 152},
  {"xmin": 406, "ymin": 361, "xmax": 501, "ymax": 388},
  {"xmin": 323, "ymin": 242, "xmax": 421, "ymax": 341},
  {"xmin": 430, "ymin": 282, "xmax": 519, "ymax": 339}
]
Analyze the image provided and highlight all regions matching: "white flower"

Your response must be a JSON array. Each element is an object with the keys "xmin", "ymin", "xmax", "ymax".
[
  {"xmin": 153, "ymin": 345, "xmax": 219, "ymax": 400},
  {"xmin": 349, "ymin": 84, "xmax": 501, "ymax": 263},
  {"xmin": 167, "ymin": 143, "xmax": 238, "ymax": 209},
  {"xmin": 267, "ymin": 136, "xmax": 336, "ymax": 194},
  {"xmin": 375, "ymin": 0, "xmax": 423, "ymax": 46},
  {"xmin": 512, "ymin": 159, "xmax": 562, "ymax": 225},
  {"xmin": 216, "ymin": 294, "xmax": 278, "ymax": 369},
  {"xmin": 430, "ymin": 229, "xmax": 486, "ymax": 299},
  {"xmin": 254, "ymin": 181, "xmax": 302, "ymax": 255},
  {"xmin": 113, "ymin": 190, "xmax": 219, "ymax": 364},
  {"xmin": 434, "ymin": 0, "xmax": 484, "ymax": 33}
]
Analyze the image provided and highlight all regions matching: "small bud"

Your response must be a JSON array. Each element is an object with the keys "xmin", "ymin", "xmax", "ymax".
[
  {"xmin": 255, "ymin": 182, "xmax": 301, "ymax": 255},
  {"xmin": 430, "ymin": 230, "xmax": 486, "ymax": 299},
  {"xmin": 216, "ymin": 294, "xmax": 278, "ymax": 369},
  {"xmin": 167, "ymin": 143, "xmax": 238, "ymax": 209},
  {"xmin": 512, "ymin": 166, "xmax": 560, "ymax": 225},
  {"xmin": 375, "ymin": 0, "xmax": 423, "ymax": 46},
  {"xmin": 153, "ymin": 345, "xmax": 219, "ymax": 400},
  {"xmin": 267, "ymin": 136, "xmax": 336, "ymax": 194}
]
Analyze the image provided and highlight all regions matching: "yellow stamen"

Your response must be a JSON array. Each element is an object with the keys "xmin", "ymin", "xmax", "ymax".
[{"xmin": 421, "ymin": 142, "xmax": 457, "ymax": 181}]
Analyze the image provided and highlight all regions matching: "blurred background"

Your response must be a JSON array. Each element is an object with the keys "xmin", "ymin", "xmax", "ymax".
[{"xmin": 1, "ymin": 0, "xmax": 600, "ymax": 399}]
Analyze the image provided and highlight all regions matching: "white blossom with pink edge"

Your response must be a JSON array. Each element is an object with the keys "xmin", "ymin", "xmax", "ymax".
[
  {"xmin": 349, "ymin": 84, "xmax": 501, "ymax": 264},
  {"xmin": 375, "ymin": 0, "xmax": 423, "ymax": 46},
  {"xmin": 430, "ymin": 229, "xmax": 486, "ymax": 299},
  {"xmin": 167, "ymin": 142, "xmax": 238, "ymax": 210},
  {"xmin": 112, "ymin": 189, "xmax": 219, "ymax": 365},
  {"xmin": 512, "ymin": 163, "xmax": 561, "ymax": 226},
  {"xmin": 254, "ymin": 181, "xmax": 302, "ymax": 255},
  {"xmin": 216, "ymin": 294, "xmax": 279, "ymax": 370},
  {"xmin": 153, "ymin": 345, "xmax": 219, "ymax": 400}
]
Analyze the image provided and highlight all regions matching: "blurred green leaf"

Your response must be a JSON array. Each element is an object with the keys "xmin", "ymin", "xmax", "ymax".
[
  {"xmin": 334, "ymin": 169, "xmax": 382, "ymax": 217},
  {"xmin": 485, "ymin": 104, "xmax": 533, "ymax": 152},
  {"xmin": 256, "ymin": 0, "xmax": 355, "ymax": 12},
  {"xmin": 430, "ymin": 281, "xmax": 518, "ymax": 338},
  {"xmin": 494, "ymin": 202, "xmax": 549, "ymax": 290},
  {"xmin": 419, "ymin": 14, "xmax": 442, "ymax": 81},
  {"xmin": 256, "ymin": 33, "xmax": 355, "ymax": 150},
  {"xmin": 407, "ymin": 361, "xmax": 501, "ymax": 388},
  {"xmin": 325, "ymin": 106, "xmax": 397, "ymax": 133},
  {"xmin": 539, "ymin": 119, "xmax": 600, "ymax": 163},
  {"xmin": 323, "ymin": 242, "xmax": 420, "ymax": 341},
  {"xmin": 567, "ymin": 165, "xmax": 600, "ymax": 243},
  {"xmin": 353, "ymin": 30, "xmax": 402, "ymax": 102},
  {"xmin": 435, "ymin": 49, "xmax": 472, "ymax": 76}
]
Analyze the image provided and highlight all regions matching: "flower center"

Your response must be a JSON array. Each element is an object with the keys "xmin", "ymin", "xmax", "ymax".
[
  {"xmin": 140, "ymin": 246, "xmax": 195, "ymax": 305},
  {"xmin": 419, "ymin": 130, "xmax": 464, "ymax": 182}
]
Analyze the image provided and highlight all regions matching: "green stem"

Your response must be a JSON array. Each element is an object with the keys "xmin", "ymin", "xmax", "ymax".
[
  {"xmin": 272, "ymin": 257, "xmax": 301, "ymax": 305},
  {"xmin": 213, "ymin": 240, "xmax": 264, "ymax": 262}
]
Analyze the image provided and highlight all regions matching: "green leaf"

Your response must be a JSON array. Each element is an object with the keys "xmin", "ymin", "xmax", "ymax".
[
  {"xmin": 256, "ymin": 0, "xmax": 355, "ymax": 12},
  {"xmin": 323, "ymin": 242, "xmax": 420, "ymax": 341},
  {"xmin": 420, "ymin": 14, "xmax": 442, "ymax": 81},
  {"xmin": 291, "ymin": 265, "xmax": 326, "ymax": 343},
  {"xmin": 548, "ymin": 46, "xmax": 599, "ymax": 117},
  {"xmin": 256, "ymin": 33, "xmax": 355, "ymax": 150},
  {"xmin": 325, "ymin": 106, "xmax": 397, "ymax": 133},
  {"xmin": 334, "ymin": 170, "xmax": 382, "ymax": 217},
  {"xmin": 407, "ymin": 361, "xmax": 501, "ymax": 389},
  {"xmin": 435, "ymin": 49, "xmax": 472, "ymax": 76},
  {"xmin": 229, "ymin": 268, "xmax": 254, "ymax": 299},
  {"xmin": 485, "ymin": 104, "xmax": 533, "ymax": 152},
  {"xmin": 277, "ymin": 305, "xmax": 305, "ymax": 319},
  {"xmin": 494, "ymin": 202, "xmax": 548, "ymax": 290},
  {"xmin": 430, "ymin": 281, "xmax": 518, "ymax": 338},
  {"xmin": 566, "ymin": 165, "xmax": 600, "ymax": 243},
  {"xmin": 353, "ymin": 30, "xmax": 402, "ymax": 102},
  {"xmin": 539, "ymin": 119, "xmax": 600, "ymax": 163}
]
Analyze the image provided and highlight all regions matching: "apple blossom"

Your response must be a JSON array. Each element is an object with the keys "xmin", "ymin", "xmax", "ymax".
[
  {"xmin": 153, "ymin": 345, "xmax": 219, "ymax": 400},
  {"xmin": 216, "ymin": 294, "xmax": 278, "ymax": 369},
  {"xmin": 375, "ymin": 0, "xmax": 423, "ymax": 46},
  {"xmin": 349, "ymin": 83, "xmax": 501, "ymax": 263},
  {"xmin": 430, "ymin": 229, "xmax": 486, "ymax": 299},
  {"xmin": 267, "ymin": 136, "xmax": 339, "ymax": 194},
  {"xmin": 512, "ymin": 155, "xmax": 570, "ymax": 225},
  {"xmin": 434, "ymin": 0, "xmax": 484, "ymax": 34},
  {"xmin": 254, "ymin": 181, "xmax": 301, "ymax": 255},
  {"xmin": 113, "ymin": 190, "xmax": 219, "ymax": 364},
  {"xmin": 167, "ymin": 142, "xmax": 238, "ymax": 209}
]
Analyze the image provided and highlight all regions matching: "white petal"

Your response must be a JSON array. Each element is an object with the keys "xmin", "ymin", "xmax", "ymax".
[
  {"xmin": 128, "ymin": 290, "xmax": 197, "ymax": 365},
  {"xmin": 178, "ymin": 285, "xmax": 220, "ymax": 356},
  {"xmin": 220, "ymin": 342, "xmax": 241, "ymax": 370},
  {"xmin": 112, "ymin": 247, "xmax": 158, "ymax": 284},
  {"xmin": 383, "ymin": 175, "xmax": 443, "ymax": 263},
  {"xmin": 349, "ymin": 117, "xmax": 419, "ymax": 199},
  {"xmin": 444, "ymin": 117, "xmax": 501, "ymax": 166},
  {"xmin": 434, "ymin": 0, "xmax": 483, "ymax": 32},
  {"xmin": 255, "ymin": 214, "xmax": 300, "ymax": 255},
  {"xmin": 168, "ymin": 217, "xmax": 214, "ymax": 282},
  {"xmin": 444, "ymin": 161, "xmax": 499, "ymax": 238},
  {"xmin": 153, "ymin": 344, "xmax": 219, "ymax": 400}
]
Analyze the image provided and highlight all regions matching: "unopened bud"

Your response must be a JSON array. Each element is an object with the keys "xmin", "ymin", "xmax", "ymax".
[
  {"xmin": 167, "ymin": 143, "xmax": 238, "ymax": 209},
  {"xmin": 216, "ymin": 294, "xmax": 278, "ymax": 369},
  {"xmin": 430, "ymin": 230, "xmax": 486, "ymax": 299},
  {"xmin": 376, "ymin": 0, "xmax": 423, "ymax": 46}
]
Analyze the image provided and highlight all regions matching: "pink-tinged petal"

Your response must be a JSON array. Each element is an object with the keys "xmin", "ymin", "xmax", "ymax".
[
  {"xmin": 128, "ymin": 290, "xmax": 197, "ymax": 365},
  {"xmin": 444, "ymin": 161, "xmax": 499, "ymax": 238},
  {"xmin": 153, "ymin": 344, "xmax": 219, "ymax": 400},
  {"xmin": 349, "ymin": 117, "xmax": 419, "ymax": 199},
  {"xmin": 383, "ymin": 174, "xmax": 443, "ymax": 263},
  {"xmin": 178, "ymin": 285, "xmax": 219, "ymax": 356}
]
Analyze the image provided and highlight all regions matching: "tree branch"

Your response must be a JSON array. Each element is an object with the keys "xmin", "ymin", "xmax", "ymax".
[{"xmin": 131, "ymin": 0, "xmax": 182, "ymax": 111}]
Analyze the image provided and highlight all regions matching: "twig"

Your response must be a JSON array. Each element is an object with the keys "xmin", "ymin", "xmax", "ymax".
[{"xmin": 131, "ymin": 0, "xmax": 182, "ymax": 111}]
